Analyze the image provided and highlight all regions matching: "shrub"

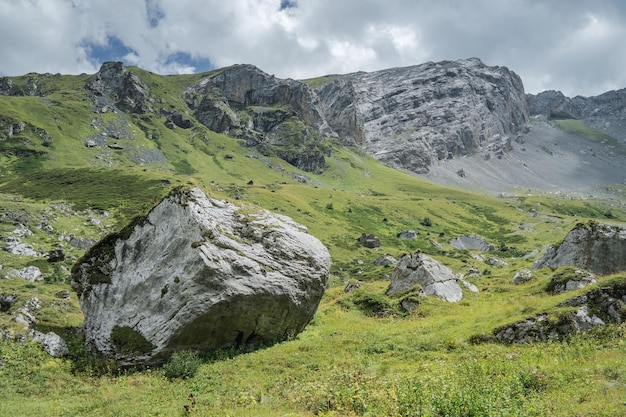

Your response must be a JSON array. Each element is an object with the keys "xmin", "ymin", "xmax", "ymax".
[
  {"xmin": 420, "ymin": 216, "xmax": 432, "ymax": 227},
  {"xmin": 162, "ymin": 350, "xmax": 202, "ymax": 380}
]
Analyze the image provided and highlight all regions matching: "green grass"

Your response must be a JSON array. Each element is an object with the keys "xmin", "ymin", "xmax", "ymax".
[{"xmin": 554, "ymin": 119, "xmax": 626, "ymax": 155}]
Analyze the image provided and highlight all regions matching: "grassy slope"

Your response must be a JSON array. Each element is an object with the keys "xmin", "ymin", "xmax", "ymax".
[{"xmin": 1, "ymin": 69, "xmax": 625, "ymax": 416}]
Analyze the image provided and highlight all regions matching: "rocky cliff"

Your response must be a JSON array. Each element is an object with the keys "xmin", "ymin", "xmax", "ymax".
[{"xmin": 316, "ymin": 58, "xmax": 529, "ymax": 173}]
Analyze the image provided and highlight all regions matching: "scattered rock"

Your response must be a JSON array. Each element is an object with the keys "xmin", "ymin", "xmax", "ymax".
[
  {"xmin": 387, "ymin": 251, "xmax": 463, "ymax": 302},
  {"xmin": 449, "ymin": 234, "xmax": 495, "ymax": 251},
  {"xmin": 344, "ymin": 281, "xmax": 362, "ymax": 293},
  {"xmin": 9, "ymin": 266, "xmax": 42, "ymax": 282},
  {"xmin": 487, "ymin": 257, "xmax": 509, "ymax": 267},
  {"xmin": 512, "ymin": 268, "xmax": 533, "ymax": 285},
  {"xmin": 47, "ymin": 249, "xmax": 65, "ymax": 263},
  {"xmin": 396, "ymin": 230, "xmax": 418, "ymax": 239},
  {"xmin": 4, "ymin": 237, "xmax": 40, "ymax": 257},
  {"xmin": 400, "ymin": 298, "xmax": 420, "ymax": 312},
  {"xmin": 374, "ymin": 255, "xmax": 397, "ymax": 267},
  {"xmin": 0, "ymin": 293, "xmax": 18, "ymax": 312},
  {"xmin": 31, "ymin": 331, "xmax": 69, "ymax": 357},
  {"xmin": 534, "ymin": 221, "xmax": 626, "ymax": 275},
  {"xmin": 71, "ymin": 186, "xmax": 331, "ymax": 366},
  {"xmin": 547, "ymin": 269, "xmax": 596, "ymax": 294},
  {"xmin": 357, "ymin": 233, "xmax": 380, "ymax": 248},
  {"xmin": 55, "ymin": 290, "xmax": 71, "ymax": 300}
]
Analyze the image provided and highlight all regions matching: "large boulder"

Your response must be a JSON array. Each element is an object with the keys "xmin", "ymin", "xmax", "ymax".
[
  {"xmin": 387, "ymin": 251, "xmax": 463, "ymax": 302},
  {"xmin": 533, "ymin": 222, "xmax": 626, "ymax": 275},
  {"xmin": 71, "ymin": 187, "xmax": 331, "ymax": 366}
]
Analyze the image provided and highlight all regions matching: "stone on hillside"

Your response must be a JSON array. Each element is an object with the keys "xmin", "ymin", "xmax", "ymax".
[
  {"xmin": 547, "ymin": 269, "xmax": 596, "ymax": 294},
  {"xmin": 533, "ymin": 221, "xmax": 626, "ymax": 275},
  {"xmin": 4, "ymin": 237, "xmax": 40, "ymax": 257},
  {"xmin": 512, "ymin": 268, "xmax": 533, "ymax": 285},
  {"xmin": 9, "ymin": 266, "xmax": 42, "ymax": 282},
  {"xmin": 47, "ymin": 249, "xmax": 65, "ymax": 263},
  {"xmin": 396, "ymin": 230, "xmax": 418, "ymax": 239},
  {"xmin": 374, "ymin": 255, "xmax": 397, "ymax": 267},
  {"xmin": 31, "ymin": 331, "xmax": 69, "ymax": 358},
  {"xmin": 387, "ymin": 251, "xmax": 463, "ymax": 302},
  {"xmin": 358, "ymin": 233, "xmax": 380, "ymax": 248},
  {"xmin": 71, "ymin": 187, "xmax": 331, "ymax": 366},
  {"xmin": 449, "ymin": 234, "xmax": 495, "ymax": 251},
  {"xmin": 0, "ymin": 293, "xmax": 17, "ymax": 312}
]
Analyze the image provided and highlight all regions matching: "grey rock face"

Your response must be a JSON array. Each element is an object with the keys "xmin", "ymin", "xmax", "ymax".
[
  {"xmin": 527, "ymin": 88, "xmax": 626, "ymax": 119},
  {"xmin": 387, "ymin": 252, "xmax": 463, "ymax": 302},
  {"xmin": 86, "ymin": 62, "xmax": 152, "ymax": 114},
  {"xmin": 449, "ymin": 234, "xmax": 494, "ymax": 251},
  {"xmin": 534, "ymin": 222, "xmax": 626, "ymax": 275},
  {"xmin": 31, "ymin": 331, "xmax": 69, "ymax": 357},
  {"xmin": 317, "ymin": 58, "xmax": 528, "ymax": 174},
  {"xmin": 71, "ymin": 187, "xmax": 331, "ymax": 365},
  {"xmin": 184, "ymin": 64, "xmax": 332, "ymax": 172}
]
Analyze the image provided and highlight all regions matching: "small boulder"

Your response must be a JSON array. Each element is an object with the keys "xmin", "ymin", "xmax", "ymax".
[
  {"xmin": 31, "ymin": 331, "xmax": 69, "ymax": 357},
  {"xmin": 9, "ymin": 266, "xmax": 42, "ymax": 282},
  {"xmin": 512, "ymin": 268, "xmax": 533, "ymax": 285},
  {"xmin": 387, "ymin": 251, "xmax": 463, "ymax": 302},
  {"xmin": 396, "ymin": 230, "xmax": 418, "ymax": 239},
  {"xmin": 374, "ymin": 255, "xmax": 397, "ymax": 267},
  {"xmin": 358, "ymin": 233, "xmax": 380, "ymax": 248}
]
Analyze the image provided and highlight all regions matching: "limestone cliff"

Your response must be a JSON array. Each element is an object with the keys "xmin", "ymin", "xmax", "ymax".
[{"xmin": 315, "ymin": 58, "xmax": 529, "ymax": 173}]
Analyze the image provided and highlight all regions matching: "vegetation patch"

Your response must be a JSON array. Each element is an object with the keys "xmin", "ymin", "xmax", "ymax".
[{"xmin": 110, "ymin": 325, "xmax": 155, "ymax": 355}]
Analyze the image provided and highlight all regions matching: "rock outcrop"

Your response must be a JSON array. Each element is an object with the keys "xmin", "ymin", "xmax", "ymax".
[
  {"xmin": 183, "ymin": 64, "xmax": 332, "ymax": 172},
  {"xmin": 527, "ymin": 88, "xmax": 626, "ymax": 119},
  {"xmin": 387, "ymin": 251, "xmax": 463, "ymax": 302},
  {"xmin": 85, "ymin": 62, "xmax": 152, "ymax": 114},
  {"xmin": 316, "ymin": 58, "xmax": 529, "ymax": 173},
  {"xmin": 492, "ymin": 278, "xmax": 626, "ymax": 343},
  {"xmin": 533, "ymin": 222, "xmax": 626, "ymax": 275},
  {"xmin": 449, "ymin": 234, "xmax": 494, "ymax": 251},
  {"xmin": 71, "ymin": 186, "xmax": 331, "ymax": 365}
]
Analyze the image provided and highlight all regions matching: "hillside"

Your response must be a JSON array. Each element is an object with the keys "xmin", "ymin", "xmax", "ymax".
[{"xmin": 0, "ymin": 62, "xmax": 625, "ymax": 416}]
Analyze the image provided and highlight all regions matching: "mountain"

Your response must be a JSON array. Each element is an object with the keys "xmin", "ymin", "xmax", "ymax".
[{"xmin": 3, "ymin": 58, "xmax": 624, "ymax": 196}]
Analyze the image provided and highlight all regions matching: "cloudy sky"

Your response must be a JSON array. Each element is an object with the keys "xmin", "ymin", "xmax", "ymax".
[{"xmin": 1, "ymin": 0, "xmax": 624, "ymax": 97}]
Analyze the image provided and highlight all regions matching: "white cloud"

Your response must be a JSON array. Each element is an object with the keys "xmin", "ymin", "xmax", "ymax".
[{"xmin": 0, "ymin": 0, "xmax": 625, "ymax": 96}]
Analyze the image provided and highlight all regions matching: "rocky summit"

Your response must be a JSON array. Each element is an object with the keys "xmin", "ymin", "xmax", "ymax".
[{"xmin": 71, "ymin": 187, "xmax": 331, "ymax": 365}]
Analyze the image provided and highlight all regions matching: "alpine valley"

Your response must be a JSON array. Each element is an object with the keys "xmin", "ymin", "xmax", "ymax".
[{"xmin": 1, "ymin": 58, "xmax": 625, "ymax": 416}]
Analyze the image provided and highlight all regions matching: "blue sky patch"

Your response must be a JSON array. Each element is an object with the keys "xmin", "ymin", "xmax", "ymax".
[
  {"xmin": 84, "ymin": 36, "xmax": 136, "ymax": 66},
  {"xmin": 165, "ymin": 52, "xmax": 213, "ymax": 73},
  {"xmin": 279, "ymin": 0, "xmax": 297, "ymax": 11}
]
